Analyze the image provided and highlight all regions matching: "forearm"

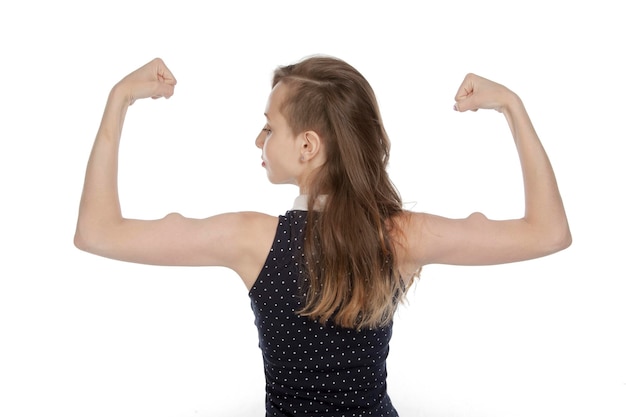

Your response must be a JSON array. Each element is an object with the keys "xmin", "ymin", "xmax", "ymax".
[
  {"xmin": 502, "ymin": 95, "xmax": 571, "ymax": 248},
  {"xmin": 75, "ymin": 87, "xmax": 129, "ymax": 247}
]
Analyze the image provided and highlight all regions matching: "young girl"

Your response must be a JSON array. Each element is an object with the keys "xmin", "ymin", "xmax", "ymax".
[{"xmin": 75, "ymin": 56, "xmax": 571, "ymax": 416}]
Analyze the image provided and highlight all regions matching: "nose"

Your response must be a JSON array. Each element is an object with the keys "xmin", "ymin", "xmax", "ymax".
[{"xmin": 255, "ymin": 129, "xmax": 265, "ymax": 149}]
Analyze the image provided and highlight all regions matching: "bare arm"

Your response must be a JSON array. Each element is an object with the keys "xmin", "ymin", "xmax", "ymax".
[
  {"xmin": 74, "ymin": 59, "xmax": 275, "ymax": 288},
  {"xmin": 401, "ymin": 74, "xmax": 571, "ymax": 269}
]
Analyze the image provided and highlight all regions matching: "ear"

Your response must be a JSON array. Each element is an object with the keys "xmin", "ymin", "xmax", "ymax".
[{"xmin": 300, "ymin": 130, "xmax": 324, "ymax": 163}]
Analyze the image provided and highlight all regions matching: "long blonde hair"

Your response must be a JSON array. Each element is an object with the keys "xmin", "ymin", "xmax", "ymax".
[{"xmin": 273, "ymin": 56, "xmax": 411, "ymax": 330}]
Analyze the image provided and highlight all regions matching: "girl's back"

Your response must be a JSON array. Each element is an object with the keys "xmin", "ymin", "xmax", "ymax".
[{"xmin": 251, "ymin": 210, "xmax": 397, "ymax": 416}]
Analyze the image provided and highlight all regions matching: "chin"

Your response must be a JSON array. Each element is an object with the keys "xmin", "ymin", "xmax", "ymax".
[
  {"xmin": 267, "ymin": 175, "xmax": 294, "ymax": 186},
  {"xmin": 266, "ymin": 175, "xmax": 281, "ymax": 185}
]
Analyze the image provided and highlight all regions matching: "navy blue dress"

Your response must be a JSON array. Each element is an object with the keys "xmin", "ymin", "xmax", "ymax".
[{"xmin": 249, "ymin": 210, "xmax": 399, "ymax": 416}]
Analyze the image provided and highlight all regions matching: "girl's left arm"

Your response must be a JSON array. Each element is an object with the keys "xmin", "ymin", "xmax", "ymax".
[
  {"xmin": 74, "ymin": 58, "xmax": 177, "ymax": 260},
  {"xmin": 74, "ymin": 59, "xmax": 275, "ymax": 283}
]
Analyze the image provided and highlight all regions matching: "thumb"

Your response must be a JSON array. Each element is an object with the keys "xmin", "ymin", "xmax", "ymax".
[
  {"xmin": 453, "ymin": 73, "xmax": 478, "ymax": 112},
  {"xmin": 151, "ymin": 81, "xmax": 175, "ymax": 99},
  {"xmin": 129, "ymin": 81, "xmax": 175, "ymax": 104},
  {"xmin": 453, "ymin": 97, "xmax": 477, "ymax": 112}
]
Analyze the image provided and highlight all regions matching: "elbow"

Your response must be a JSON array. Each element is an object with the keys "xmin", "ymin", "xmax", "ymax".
[
  {"xmin": 74, "ymin": 229, "xmax": 89, "ymax": 252},
  {"xmin": 541, "ymin": 221, "xmax": 572, "ymax": 256},
  {"xmin": 557, "ymin": 226, "xmax": 573, "ymax": 251},
  {"xmin": 554, "ymin": 214, "xmax": 573, "ymax": 251},
  {"xmin": 524, "ymin": 210, "xmax": 572, "ymax": 257},
  {"xmin": 74, "ymin": 224, "xmax": 95, "ymax": 253},
  {"xmin": 73, "ymin": 220, "xmax": 113, "ymax": 255}
]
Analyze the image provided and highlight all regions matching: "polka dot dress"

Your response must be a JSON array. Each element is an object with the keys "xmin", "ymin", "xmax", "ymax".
[{"xmin": 249, "ymin": 210, "xmax": 399, "ymax": 416}]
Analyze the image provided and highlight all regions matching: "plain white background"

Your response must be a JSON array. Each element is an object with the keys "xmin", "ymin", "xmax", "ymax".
[{"xmin": 1, "ymin": 1, "xmax": 624, "ymax": 416}]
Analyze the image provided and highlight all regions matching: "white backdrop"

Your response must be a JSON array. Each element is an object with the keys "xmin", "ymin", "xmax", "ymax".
[{"xmin": 1, "ymin": 1, "xmax": 624, "ymax": 416}]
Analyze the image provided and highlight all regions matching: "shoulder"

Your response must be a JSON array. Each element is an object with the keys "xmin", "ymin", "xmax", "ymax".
[
  {"xmin": 389, "ymin": 211, "xmax": 426, "ymax": 278},
  {"xmin": 198, "ymin": 211, "xmax": 278, "ymax": 257},
  {"xmin": 391, "ymin": 210, "xmax": 488, "ymax": 269},
  {"xmin": 229, "ymin": 211, "xmax": 280, "ymax": 244},
  {"xmin": 211, "ymin": 210, "xmax": 278, "ymax": 231},
  {"xmin": 211, "ymin": 211, "xmax": 279, "ymax": 288}
]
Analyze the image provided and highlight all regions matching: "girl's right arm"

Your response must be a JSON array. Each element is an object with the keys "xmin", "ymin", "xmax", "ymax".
[
  {"xmin": 399, "ymin": 74, "xmax": 571, "ymax": 273},
  {"xmin": 74, "ymin": 59, "xmax": 276, "ymax": 289}
]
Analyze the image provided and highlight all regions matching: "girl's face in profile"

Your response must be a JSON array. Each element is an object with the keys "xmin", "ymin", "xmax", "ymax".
[{"xmin": 255, "ymin": 82, "xmax": 302, "ymax": 186}]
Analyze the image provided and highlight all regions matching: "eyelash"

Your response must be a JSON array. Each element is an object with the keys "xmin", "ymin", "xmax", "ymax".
[{"xmin": 262, "ymin": 128, "xmax": 272, "ymax": 135}]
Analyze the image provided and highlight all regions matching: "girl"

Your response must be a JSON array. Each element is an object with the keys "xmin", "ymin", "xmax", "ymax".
[{"xmin": 75, "ymin": 56, "xmax": 571, "ymax": 416}]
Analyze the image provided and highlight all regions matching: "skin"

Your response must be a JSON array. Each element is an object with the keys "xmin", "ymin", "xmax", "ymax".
[{"xmin": 75, "ymin": 58, "xmax": 571, "ymax": 290}]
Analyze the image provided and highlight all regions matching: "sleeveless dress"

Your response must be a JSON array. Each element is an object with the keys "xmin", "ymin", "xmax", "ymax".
[{"xmin": 249, "ymin": 203, "xmax": 399, "ymax": 416}]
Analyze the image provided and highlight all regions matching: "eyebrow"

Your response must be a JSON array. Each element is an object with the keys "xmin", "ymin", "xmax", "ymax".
[{"xmin": 264, "ymin": 112, "xmax": 270, "ymax": 120}]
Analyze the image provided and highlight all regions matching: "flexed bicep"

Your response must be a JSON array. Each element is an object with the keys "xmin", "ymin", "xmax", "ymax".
[
  {"xmin": 75, "ymin": 211, "xmax": 278, "ymax": 284},
  {"xmin": 403, "ymin": 211, "xmax": 567, "ymax": 268}
]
